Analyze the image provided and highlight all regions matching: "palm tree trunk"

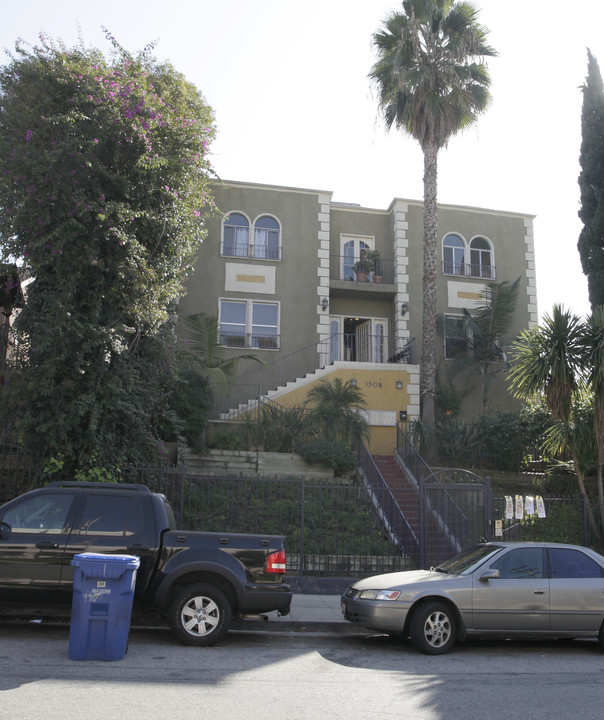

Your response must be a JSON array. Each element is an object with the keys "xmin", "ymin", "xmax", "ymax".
[
  {"xmin": 570, "ymin": 443, "xmax": 601, "ymax": 541},
  {"xmin": 421, "ymin": 142, "xmax": 439, "ymax": 458},
  {"xmin": 598, "ymin": 463, "xmax": 604, "ymax": 531}
]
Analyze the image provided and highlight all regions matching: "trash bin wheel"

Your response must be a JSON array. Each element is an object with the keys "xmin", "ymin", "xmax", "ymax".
[{"xmin": 169, "ymin": 583, "xmax": 231, "ymax": 646}]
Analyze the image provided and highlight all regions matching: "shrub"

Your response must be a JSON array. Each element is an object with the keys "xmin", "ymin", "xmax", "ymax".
[{"xmin": 297, "ymin": 440, "xmax": 357, "ymax": 477}]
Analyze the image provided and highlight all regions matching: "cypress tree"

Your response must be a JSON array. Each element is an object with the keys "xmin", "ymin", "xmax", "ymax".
[{"xmin": 578, "ymin": 49, "xmax": 604, "ymax": 309}]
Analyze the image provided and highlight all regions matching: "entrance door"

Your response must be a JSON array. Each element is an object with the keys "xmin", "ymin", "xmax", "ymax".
[
  {"xmin": 331, "ymin": 317, "xmax": 388, "ymax": 363},
  {"xmin": 356, "ymin": 320, "xmax": 372, "ymax": 362}
]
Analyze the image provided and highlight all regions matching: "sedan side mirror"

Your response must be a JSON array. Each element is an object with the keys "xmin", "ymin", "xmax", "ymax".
[
  {"xmin": 478, "ymin": 568, "xmax": 500, "ymax": 581},
  {"xmin": 0, "ymin": 521, "xmax": 11, "ymax": 541}
]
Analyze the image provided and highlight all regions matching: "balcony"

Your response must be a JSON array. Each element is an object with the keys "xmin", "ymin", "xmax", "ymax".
[
  {"xmin": 221, "ymin": 240, "xmax": 281, "ymax": 261},
  {"xmin": 329, "ymin": 255, "xmax": 396, "ymax": 299}
]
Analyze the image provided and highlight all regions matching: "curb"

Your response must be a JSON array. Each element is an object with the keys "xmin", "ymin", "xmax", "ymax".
[{"xmin": 231, "ymin": 620, "xmax": 364, "ymax": 635}]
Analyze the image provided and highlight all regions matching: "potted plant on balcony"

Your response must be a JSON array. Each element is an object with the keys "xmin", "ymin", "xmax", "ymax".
[
  {"xmin": 365, "ymin": 249, "xmax": 383, "ymax": 282},
  {"xmin": 353, "ymin": 257, "xmax": 372, "ymax": 282}
]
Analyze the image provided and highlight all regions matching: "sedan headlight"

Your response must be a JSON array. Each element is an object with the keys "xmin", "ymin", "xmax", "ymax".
[{"xmin": 358, "ymin": 589, "xmax": 401, "ymax": 601}]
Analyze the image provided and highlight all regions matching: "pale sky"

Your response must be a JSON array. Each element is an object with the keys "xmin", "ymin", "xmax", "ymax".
[{"xmin": 2, "ymin": 0, "xmax": 603, "ymax": 320}]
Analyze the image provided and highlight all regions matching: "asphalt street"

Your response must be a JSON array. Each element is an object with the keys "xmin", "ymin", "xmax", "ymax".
[{"xmin": 1, "ymin": 608, "xmax": 603, "ymax": 720}]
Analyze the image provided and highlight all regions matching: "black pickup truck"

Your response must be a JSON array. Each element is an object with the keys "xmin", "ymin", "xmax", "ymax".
[{"xmin": 0, "ymin": 481, "xmax": 292, "ymax": 645}]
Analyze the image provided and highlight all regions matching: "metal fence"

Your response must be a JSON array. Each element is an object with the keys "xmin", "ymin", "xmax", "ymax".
[
  {"xmin": 127, "ymin": 467, "xmax": 410, "ymax": 577},
  {"xmin": 1, "ymin": 445, "xmax": 602, "ymax": 576},
  {"xmin": 493, "ymin": 495, "xmax": 602, "ymax": 549}
]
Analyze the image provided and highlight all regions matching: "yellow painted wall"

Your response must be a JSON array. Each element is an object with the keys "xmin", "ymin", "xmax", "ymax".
[{"xmin": 269, "ymin": 365, "xmax": 418, "ymax": 455}]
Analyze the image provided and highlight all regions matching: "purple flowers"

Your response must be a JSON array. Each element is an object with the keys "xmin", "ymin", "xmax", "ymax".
[{"xmin": 25, "ymin": 130, "xmax": 32, "ymax": 142}]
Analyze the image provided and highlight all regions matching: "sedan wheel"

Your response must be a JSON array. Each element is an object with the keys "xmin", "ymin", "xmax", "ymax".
[
  {"xmin": 410, "ymin": 601, "xmax": 457, "ymax": 655},
  {"xmin": 169, "ymin": 583, "xmax": 231, "ymax": 646}
]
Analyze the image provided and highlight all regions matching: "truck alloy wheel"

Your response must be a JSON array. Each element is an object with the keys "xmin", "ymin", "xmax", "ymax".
[{"xmin": 169, "ymin": 583, "xmax": 232, "ymax": 646}]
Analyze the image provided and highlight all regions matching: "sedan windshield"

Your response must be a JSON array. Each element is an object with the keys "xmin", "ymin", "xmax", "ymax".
[{"xmin": 434, "ymin": 544, "xmax": 503, "ymax": 575}]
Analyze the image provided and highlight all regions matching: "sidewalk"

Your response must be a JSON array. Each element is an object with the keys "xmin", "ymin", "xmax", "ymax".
[{"xmin": 234, "ymin": 593, "xmax": 360, "ymax": 634}]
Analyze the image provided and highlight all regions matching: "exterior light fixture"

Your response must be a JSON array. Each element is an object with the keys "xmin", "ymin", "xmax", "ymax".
[
  {"xmin": 321, "ymin": 297, "xmax": 329, "ymax": 311},
  {"xmin": 350, "ymin": 378, "xmax": 357, "ymax": 387},
  {"xmin": 401, "ymin": 302, "xmax": 408, "ymax": 316},
  {"xmin": 396, "ymin": 380, "xmax": 403, "ymax": 389}
]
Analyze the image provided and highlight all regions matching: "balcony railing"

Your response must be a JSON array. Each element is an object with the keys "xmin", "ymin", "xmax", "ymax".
[
  {"xmin": 442, "ymin": 261, "xmax": 496, "ymax": 279},
  {"xmin": 330, "ymin": 255, "xmax": 395, "ymax": 284},
  {"xmin": 219, "ymin": 332, "xmax": 280, "ymax": 350},
  {"xmin": 221, "ymin": 241, "xmax": 282, "ymax": 261},
  {"xmin": 318, "ymin": 333, "xmax": 415, "ymax": 366}
]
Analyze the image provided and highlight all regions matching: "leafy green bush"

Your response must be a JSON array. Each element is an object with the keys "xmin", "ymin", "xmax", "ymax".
[
  {"xmin": 436, "ymin": 417, "xmax": 481, "ymax": 460},
  {"xmin": 297, "ymin": 440, "xmax": 357, "ymax": 477},
  {"xmin": 209, "ymin": 429, "xmax": 247, "ymax": 451},
  {"xmin": 475, "ymin": 406, "xmax": 550, "ymax": 472},
  {"xmin": 244, "ymin": 404, "xmax": 310, "ymax": 453}
]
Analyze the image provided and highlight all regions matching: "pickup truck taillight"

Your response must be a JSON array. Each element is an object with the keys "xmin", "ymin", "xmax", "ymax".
[{"xmin": 265, "ymin": 548, "xmax": 287, "ymax": 573}]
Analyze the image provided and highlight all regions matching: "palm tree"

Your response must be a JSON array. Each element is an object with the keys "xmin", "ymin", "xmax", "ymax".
[
  {"xmin": 508, "ymin": 306, "xmax": 599, "ymax": 537},
  {"xmin": 181, "ymin": 312, "xmax": 268, "ymax": 393},
  {"xmin": 370, "ymin": 0, "xmax": 496, "ymax": 454},
  {"xmin": 304, "ymin": 377, "xmax": 370, "ymax": 446},
  {"xmin": 461, "ymin": 278, "xmax": 520, "ymax": 412},
  {"xmin": 582, "ymin": 306, "xmax": 604, "ymax": 527}
]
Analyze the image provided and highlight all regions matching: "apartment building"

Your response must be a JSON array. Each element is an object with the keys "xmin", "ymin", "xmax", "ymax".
[{"xmin": 180, "ymin": 180, "xmax": 537, "ymax": 453}]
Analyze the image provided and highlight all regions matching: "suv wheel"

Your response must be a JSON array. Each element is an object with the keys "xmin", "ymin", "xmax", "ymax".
[{"xmin": 169, "ymin": 583, "xmax": 231, "ymax": 646}]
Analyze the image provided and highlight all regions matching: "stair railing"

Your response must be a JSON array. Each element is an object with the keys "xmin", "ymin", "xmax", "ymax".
[{"xmin": 357, "ymin": 442, "xmax": 420, "ymax": 565}]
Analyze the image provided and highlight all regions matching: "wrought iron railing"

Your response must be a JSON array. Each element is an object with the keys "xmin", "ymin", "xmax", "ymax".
[
  {"xmin": 442, "ymin": 261, "xmax": 496, "ymax": 279},
  {"xmin": 357, "ymin": 442, "xmax": 419, "ymax": 565},
  {"xmin": 318, "ymin": 333, "xmax": 415, "ymax": 366}
]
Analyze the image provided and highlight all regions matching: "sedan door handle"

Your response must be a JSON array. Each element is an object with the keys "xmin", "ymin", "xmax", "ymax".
[
  {"xmin": 533, "ymin": 590, "xmax": 545, "ymax": 595},
  {"xmin": 36, "ymin": 541, "xmax": 59, "ymax": 549}
]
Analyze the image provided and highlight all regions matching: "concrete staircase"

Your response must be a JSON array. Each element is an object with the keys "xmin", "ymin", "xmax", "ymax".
[
  {"xmin": 218, "ymin": 364, "xmax": 338, "ymax": 420},
  {"xmin": 373, "ymin": 455, "xmax": 420, "ymax": 538}
]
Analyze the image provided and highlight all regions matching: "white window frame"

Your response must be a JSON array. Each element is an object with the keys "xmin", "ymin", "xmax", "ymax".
[
  {"xmin": 328, "ymin": 315, "xmax": 388, "ymax": 363},
  {"xmin": 469, "ymin": 236, "xmax": 495, "ymax": 279},
  {"xmin": 221, "ymin": 212, "xmax": 281, "ymax": 261},
  {"xmin": 218, "ymin": 298, "xmax": 280, "ymax": 350},
  {"xmin": 252, "ymin": 214, "xmax": 281, "ymax": 260},
  {"xmin": 444, "ymin": 314, "xmax": 471, "ymax": 359},
  {"xmin": 442, "ymin": 233, "xmax": 467, "ymax": 276},
  {"xmin": 340, "ymin": 234, "xmax": 374, "ymax": 281},
  {"xmin": 222, "ymin": 212, "xmax": 251, "ymax": 258}
]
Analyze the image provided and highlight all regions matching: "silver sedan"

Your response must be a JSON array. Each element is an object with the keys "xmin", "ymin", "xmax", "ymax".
[{"xmin": 341, "ymin": 542, "xmax": 604, "ymax": 654}]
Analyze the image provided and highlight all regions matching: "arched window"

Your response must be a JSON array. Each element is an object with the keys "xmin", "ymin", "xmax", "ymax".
[
  {"xmin": 222, "ymin": 213, "xmax": 249, "ymax": 257},
  {"xmin": 470, "ymin": 237, "xmax": 494, "ymax": 278},
  {"xmin": 443, "ymin": 234, "xmax": 466, "ymax": 275},
  {"xmin": 342, "ymin": 237, "xmax": 372, "ymax": 280},
  {"xmin": 254, "ymin": 216, "xmax": 280, "ymax": 259}
]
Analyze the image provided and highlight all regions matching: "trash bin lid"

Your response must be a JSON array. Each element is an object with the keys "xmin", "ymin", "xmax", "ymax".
[{"xmin": 71, "ymin": 552, "xmax": 140, "ymax": 578}]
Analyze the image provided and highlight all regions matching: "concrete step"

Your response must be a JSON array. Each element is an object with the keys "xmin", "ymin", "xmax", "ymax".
[{"xmin": 183, "ymin": 449, "xmax": 340, "ymax": 480}]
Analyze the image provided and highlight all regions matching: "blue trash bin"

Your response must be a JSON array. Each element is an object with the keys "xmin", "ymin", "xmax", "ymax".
[{"xmin": 68, "ymin": 553, "xmax": 140, "ymax": 661}]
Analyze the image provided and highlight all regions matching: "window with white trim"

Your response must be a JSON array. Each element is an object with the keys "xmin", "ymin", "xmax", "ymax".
[
  {"xmin": 443, "ymin": 233, "xmax": 495, "ymax": 278},
  {"xmin": 470, "ymin": 236, "xmax": 494, "ymax": 278},
  {"xmin": 341, "ymin": 235, "xmax": 373, "ymax": 280},
  {"xmin": 254, "ymin": 216, "xmax": 280, "ymax": 259},
  {"xmin": 219, "ymin": 299, "xmax": 279, "ymax": 350},
  {"xmin": 222, "ymin": 213, "xmax": 249, "ymax": 257},
  {"xmin": 443, "ymin": 234, "xmax": 465, "ymax": 275},
  {"xmin": 222, "ymin": 213, "xmax": 281, "ymax": 260},
  {"xmin": 444, "ymin": 315, "xmax": 470, "ymax": 359}
]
